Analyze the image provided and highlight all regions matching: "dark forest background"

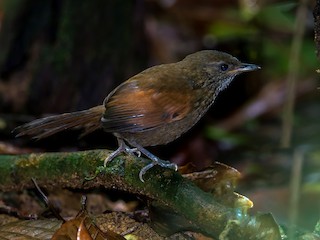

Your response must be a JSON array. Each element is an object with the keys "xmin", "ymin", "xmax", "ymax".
[{"xmin": 0, "ymin": 0, "xmax": 319, "ymax": 238}]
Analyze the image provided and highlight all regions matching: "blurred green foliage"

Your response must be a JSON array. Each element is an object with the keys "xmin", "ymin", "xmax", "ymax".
[
  {"xmin": 209, "ymin": 2, "xmax": 317, "ymax": 77},
  {"xmin": 204, "ymin": 126, "xmax": 248, "ymax": 147}
]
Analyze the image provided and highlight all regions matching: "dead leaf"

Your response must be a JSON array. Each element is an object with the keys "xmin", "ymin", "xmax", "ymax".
[
  {"xmin": 52, "ymin": 209, "xmax": 125, "ymax": 240},
  {"xmin": 182, "ymin": 162, "xmax": 241, "ymax": 195},
  {"xmin": 0, "ymin": 219, "xmax": 62, "ymax": 240}
]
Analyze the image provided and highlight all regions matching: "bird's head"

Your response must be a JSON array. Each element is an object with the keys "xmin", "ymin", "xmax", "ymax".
[{"xmin": 182, "ymin": 50, "xmax": 260, "ymax": 91}]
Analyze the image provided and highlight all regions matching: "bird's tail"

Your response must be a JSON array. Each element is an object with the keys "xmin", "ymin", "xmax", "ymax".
[{"xmin": 14, "ymin": 105, "xmax": 105, "ymax": 139}]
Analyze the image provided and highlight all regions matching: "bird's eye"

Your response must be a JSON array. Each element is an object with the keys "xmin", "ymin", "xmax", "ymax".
[{"xmin": 220, "ymin": 63, "xmax": 229, "ymax": 71}]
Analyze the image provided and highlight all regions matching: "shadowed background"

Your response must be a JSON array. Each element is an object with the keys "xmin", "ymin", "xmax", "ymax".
[{"xmin": 0, "ymin": 0, "xmax": 319, "ymax": 233}]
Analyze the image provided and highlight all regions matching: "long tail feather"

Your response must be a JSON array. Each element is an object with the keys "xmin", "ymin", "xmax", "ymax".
[{"xmin": 14, "ymin": 105, "xmax": 105, "ymax": 139}]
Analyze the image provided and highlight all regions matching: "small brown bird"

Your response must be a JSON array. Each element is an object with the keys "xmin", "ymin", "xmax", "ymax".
[{"xmin": 15, "ymin": 50, "xmax": 260, "ymax": 181}]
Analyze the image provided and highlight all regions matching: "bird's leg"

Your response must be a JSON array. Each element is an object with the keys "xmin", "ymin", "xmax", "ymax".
[
  {"xmin": 129, "ymin": 141, "xmax": 178, "ymax": 182},
  {"xmin": 104, "ymin": 138, "xmax": 141, "ymax": 167},
  {"xmin": 104, "ymin": 139, "xmax": 177, "ymax": 182}
]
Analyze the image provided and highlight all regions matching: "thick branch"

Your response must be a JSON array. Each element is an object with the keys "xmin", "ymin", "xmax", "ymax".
[{"xmin": 0, "ymin": 150, "xmax": 281, "ymax": 239}]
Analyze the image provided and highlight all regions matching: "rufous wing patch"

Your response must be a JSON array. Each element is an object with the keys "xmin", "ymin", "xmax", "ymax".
[{"xmin": 102, "ymin": 81, "xmax": 192, "ymax": 133}]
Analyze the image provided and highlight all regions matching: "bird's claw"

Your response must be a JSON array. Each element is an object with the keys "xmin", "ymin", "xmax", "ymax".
[
  {"xmin": 104, "ymin": 149, "xmax": 121, "ymax": 167},
  {"xmin": 125, "ymin": 147, "xmax": 141, "ymax": 157},
  {"xmin": 103, "ymin": 139, "xmax": 178, "ymax": 182},
  {"xmin": 103, "ymin": 141, "xmax": 141, "ymax": 167},
  {"xmin": 139, "ymin": 160, "xmax": 178, "ymax": 182}
]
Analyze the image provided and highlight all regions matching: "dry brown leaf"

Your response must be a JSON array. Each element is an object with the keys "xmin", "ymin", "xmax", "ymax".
[
  {"xmin": 182, "ymin": 162, "xmax": 241, "ymax": 195},
  {"xmin": 77, "ymin": 219, "xmax": 93, "ymax": 240},
  {"xmin": 0, "ymin": 219, "xmax": 62, "ymax": 240},
  {"xmin": 52, "ymin": 209, "xmax": 125, "ymax": 240},
  {"xmin": 182, "ymin": 162, "xmax": 253, "ymax": 211}
]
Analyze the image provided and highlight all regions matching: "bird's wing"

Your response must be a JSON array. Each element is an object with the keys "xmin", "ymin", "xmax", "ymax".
[{"xmin": 102, "ymin": 77, "xmax": 194, "ymax": 133}]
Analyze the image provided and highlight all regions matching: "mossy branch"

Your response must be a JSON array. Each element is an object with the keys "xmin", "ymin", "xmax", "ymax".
[{"xmin": 0, "ymin": 150, "xmax": 282, "ymax": 239}]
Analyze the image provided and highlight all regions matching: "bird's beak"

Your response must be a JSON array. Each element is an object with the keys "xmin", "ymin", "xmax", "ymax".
[{"xmin": 237, "ymin": 63, "xmax": 261, "ymax": 72}]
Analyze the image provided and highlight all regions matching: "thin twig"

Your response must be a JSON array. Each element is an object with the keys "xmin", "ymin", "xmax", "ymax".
[
  {"xmin": 288, "ymin": 147, "xmax": 305, "ymax": 239},
  {"xmin": 280, "ymin": 0, "xmax": 309, "ymax": 148}
]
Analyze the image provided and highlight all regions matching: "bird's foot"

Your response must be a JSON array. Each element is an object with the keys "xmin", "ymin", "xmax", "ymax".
[
  {"xmin": 139, "ymin": 159, "xmax": 178, "ymax": 182},
  {"xmin": 105, "ymin": 138, "xmax": 178, "ymax": 182},
  {"xmin": 103, "ymin": 139, "xmax": 141, "ymax": 167},
  {"xmin": 127, "ymin": 141, "xmax": 178, "ymax": 182},
  {"xmin": 124, "ymin": 146, "xmax": 141, "ymax": 158},
  {"xmin": 103, "ymin": 147, "xmax": 123, "ymax": 167}
]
